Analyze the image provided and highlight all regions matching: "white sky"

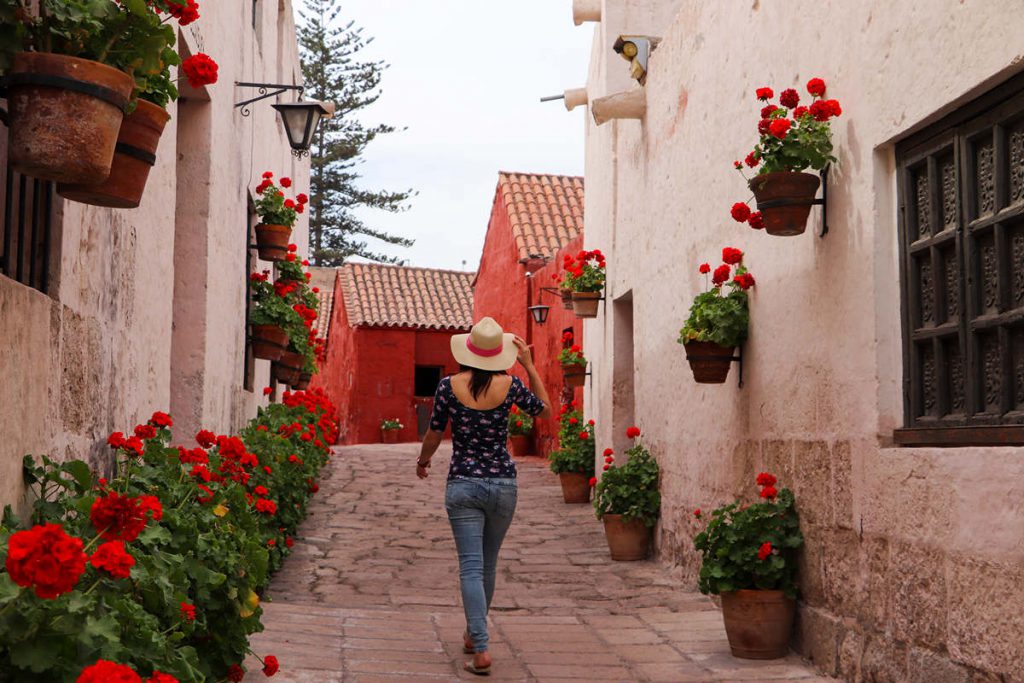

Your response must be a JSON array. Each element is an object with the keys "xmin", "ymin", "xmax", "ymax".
[{"xmin": 294, "ymin": 1, "xmax": 593, "ymax": 271}]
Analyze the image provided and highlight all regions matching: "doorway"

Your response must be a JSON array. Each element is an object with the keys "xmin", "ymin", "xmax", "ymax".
[{"xmin": 612, "ymin": 292, "xmax": 635, "ymax": 456}]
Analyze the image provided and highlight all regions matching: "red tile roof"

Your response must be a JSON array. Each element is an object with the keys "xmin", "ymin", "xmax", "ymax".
[
  {"xmin": 339, "ymin": 263, "xmax": 475, "ymax": 330},
  {"xmin": 497, "ymin": 172, "xmax": 584, "ymax": 262},
  {"xmin": 307, "ymin": 267, "xmax": 337, "ymax": 342}
]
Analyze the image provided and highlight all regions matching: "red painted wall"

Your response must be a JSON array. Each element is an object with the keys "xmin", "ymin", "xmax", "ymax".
[
  {"xmin": 472, "ymin": 186, "xmax": 585, "ymax": 457},
  {"xmin": 311, "ymin": 275, "xmax": 462, "ymax": 444}
]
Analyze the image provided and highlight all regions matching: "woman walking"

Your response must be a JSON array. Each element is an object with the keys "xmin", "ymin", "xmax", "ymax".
[{"xmin": 416, "ymin": 317, "xmax": 551, "ymax": 675}]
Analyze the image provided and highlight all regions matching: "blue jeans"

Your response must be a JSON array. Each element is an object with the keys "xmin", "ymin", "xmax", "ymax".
[{"xmin": 445, "ymin": 477, "xmax": 518, "ymax": 653}]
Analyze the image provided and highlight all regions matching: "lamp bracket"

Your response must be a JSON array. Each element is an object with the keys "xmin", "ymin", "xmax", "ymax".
[{"xmin": 234, "ymin": 82, "xmax": 305, "ymax": 117}]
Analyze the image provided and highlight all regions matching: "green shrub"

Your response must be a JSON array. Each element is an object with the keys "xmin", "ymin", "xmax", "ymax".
[{"xmin": 592, "ymin": 427, "xmax": 660, "ymax": 527}]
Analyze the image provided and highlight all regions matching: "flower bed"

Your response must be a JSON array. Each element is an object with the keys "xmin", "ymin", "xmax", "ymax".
[{"xmin": 0, "ymin": 389, "xmax": 338, "ymax": 682}]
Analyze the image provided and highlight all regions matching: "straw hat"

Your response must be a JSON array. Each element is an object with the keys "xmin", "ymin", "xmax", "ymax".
[{"xmin": 451, "ymin": 317, "xmax": 518, "ymax": 371}]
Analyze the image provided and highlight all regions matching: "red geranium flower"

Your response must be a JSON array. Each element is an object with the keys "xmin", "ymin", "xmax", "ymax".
[
  {"xmin": 579, "ymin": 432, "xmax": 589, "ymax": 440},
  {"xmin": 254, "ymin": 485, "xmax": 269, "ymax": 496},
  {"xmin": 6, "ymin": 524, "xmax": 87, "ymax": 599},
  {"xmin": 77, "ymin": 660, "xmax": 140, "ymax": 683},
  {"xmin": 806, "ymin": 77, "xmax": 826, "ymax": 97},
  {"xmin": 147, "ymin": 673, "xmax": 179, "ymax": 683},
  {"xmin": 825, "ymin": 99, "xmax": 842, "ymax": 117},
  {"xmin": 287, "ymin": 243, "xmax": 298, "ymax": 252},
  {"xmin": 809, "ymin": 99, "xmax": 832, "ymax": 122},
  {"xmin": 769, "ymin": 118, "xmax": 791, "ymax": 140},
  {"xmin": 759, "ymin": 485, "xmax": 778, "ymax": 500},
  {"xmin": 757, "ymin": 118, "xmax": 772, "ymax": 135},
  {"xmin": 89, "ymin": 541, "xmax": 135, "ymax": 579},
  {"xmin": 693, "ymin": 508, "xmax": 701, "ymax": 517},
  {"xmin": 280, "ymin": 178, "xmax": 292, "ymax": 188},
  {"xmin": 285, "ymin": 537, "xmax": 294, "ymax": 548},
  {"xmin": 699, "ymin": 263, "xmax": 710, "ymax": 274},
  {"xmin": 625, "ymin": 426, "xmax": 641, "ymax": 438},
  {"xmin": 297, "ymin": 193, "xmax": 309, "ymax": 204},
  {"xmin": 712, "ymin": 264, "xmax": 731, "ymax": 286},
  {"xmin": 756, "ymin": 472, "xmax": 777, "ymax": 487},
  {"xmin": 588, "ymin": 477, "xmax": 597, "ymax": 487},
  {"xmin": 730, "ymin": 202, "xmax": 751, "ymax": 222},
  {"xmin": 755, "ymin": 87, "xmax": 774, "ymax": 101},
  {"xmin": 196, "ymin": 429, "xmax": 216, "ymax": 448},
  {"xmin": 603, "ymin": 448, "xmax": 614, "ymax": 456},
  {"xmin": 722, "ymin": 247, "xmax": 743, "ymax": 265},
  {"xmin": 149, "ymin": 411, "xmax": 173, "ymax": 428},
  {"xmin": 779, "ymin": 88, "xmax": 799, "ymax": 109},
  {"xmin": 759, "ymin": 105, "xmax": 778, "ymax": 119},
  {"xmin": 747, "ymin": 212, "xmax": 764, "ymax": 230},
  {"xmin": 227, "ymin": 665, "xmax": 245, "ymax": 682},
  {"xmin": 602, "ymin": 464, "xmax": 610, "ymax": 471},
  {"xmin": 734, "ymin": 273, "xmax": 756, "ymax": 290},
  {"xmin": 262, "ymin": 171, "xmax": 273, "ymax": 179},
  {"xmin": 181, "ymin": 53, "xmax": 218, "ymax": 89},
  {"xmin": 180, "ymin": 601, "xmax": 197, "ymax": 621},
  {"xmin": 568, "ymin": 417, "xmax": 578, "ymax": 425},
  {"xmin": 758, "ymin": 542, "xmax": 773, "ymax": 561},
  {"xmin": 166, "ymin": 0, "xmax": 199, "ymax": 25},
  {"xmin": 135, "ymin": 424, "xmax": 157, "ymax": 440},
  {"xmin": 90, "ymin": 492, "xmax": 157, "ymax": 542},
  {"xmin": 744, "ymin": 151, "xmax": 759, "ymax": 168},
  {"xmin": 793, "ymin": 105, "xmax": 809, "ymax": 118},
  {"xmin": 107, "ymin": 432, "xmax": 127, "ymax": 449},
  {"xmin": 263, "ymin": 387, "xmax": 272, "ymax": 396},
  {"xmin": 255, "ymin": 498, "xmax": 278, "ymax": 515},
  {"xmin": 262, "ymin": 655, "xmax": 280, "ymax": 677}
]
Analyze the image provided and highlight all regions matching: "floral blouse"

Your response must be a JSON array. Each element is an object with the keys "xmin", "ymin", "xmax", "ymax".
[{"xmin": 429, "ymin": 375, "xmax": 546, "ymax": 480}]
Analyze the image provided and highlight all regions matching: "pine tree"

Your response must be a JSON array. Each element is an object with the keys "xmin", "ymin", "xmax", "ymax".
[{"xmin": 298, "ymin": 0, "xmax": 414, "ymax": 266}]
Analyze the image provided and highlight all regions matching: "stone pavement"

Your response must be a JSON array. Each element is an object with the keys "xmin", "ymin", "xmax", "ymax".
[{"xmin": 243, "ymin": 443, "xmax": 834, "ymax": 682}]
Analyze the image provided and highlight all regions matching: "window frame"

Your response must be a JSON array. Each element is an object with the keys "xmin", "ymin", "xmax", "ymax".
[{"xmin": 895, "ymin": 71, "xmax": 1024, "ymax": 447}]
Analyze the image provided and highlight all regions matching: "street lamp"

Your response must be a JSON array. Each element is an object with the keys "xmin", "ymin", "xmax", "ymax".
[
  {"xmin": 273, "ymin": 101, "xmax": 334, "ymax": 158},
  {"xmin": 528, "ymin": 304, "xmax": 551, "ymax": 325}
]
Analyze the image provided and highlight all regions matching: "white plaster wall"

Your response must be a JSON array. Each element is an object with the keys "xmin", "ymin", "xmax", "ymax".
[{"xmin": 581, "ymin": 1, "xmax": 1024, "ymax": 678}]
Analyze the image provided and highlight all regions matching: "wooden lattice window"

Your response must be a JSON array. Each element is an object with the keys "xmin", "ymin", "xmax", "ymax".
[{"xmin": 896, "ymin": 74, "xmax": 1024, "ymax": 446}]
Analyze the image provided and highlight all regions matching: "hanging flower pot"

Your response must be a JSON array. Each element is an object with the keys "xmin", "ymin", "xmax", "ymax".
[
  {"xmin": 250, "ymin": 325, "xmax": 290, "ymax": 361},
  {"xmin": 562, "ymin": 365, "xmax": 586, "ymax": 388},
  {"xmin": 560, "ymin": 289, "xmax": 574, "ymax": 310},
  {"xmin": 293, "ymin": 372, "xmax": 312, "ymax": 390},
  {"xmin": 571, "ymin": 292, "xmax": 601, "ymax": 318},
  {"xmin": 720, "ymin": 590, "xmax": 796, "ymax": 659},
  {"xmin": 7, "ymin": 53, "xmax": 134, "ymax": 184},
  {"xmin": 558, "ymin": 472, "xmax": 590, "ymax": 503},
  {"xmin": 602, "ymin": 514, "xmax": 652, "ymax": 561},
  {"xmin": 57, "ymin": 99, "xmax": 171, "ymax": 208},
  {"xmin": 748, "ymin": 171, "xmax": 820, "ymax": 236},
  {"xmin": 272, "ymin": 351, "xmax": 304, "ymax": 385},
  {"xmin": 254, "ymin": 224, "xmax": 292, "ymax": 262},
  {"xmin": 683, "ymin": 341, "xmax": 736, "ymax": 384},
  {"xmin": 509, "ymin": 434, "xmax": 530, "ymax": 458}
]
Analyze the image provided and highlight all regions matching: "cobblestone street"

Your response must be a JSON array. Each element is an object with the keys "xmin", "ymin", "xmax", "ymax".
[{"xmin": 244, "ymin": 444, "xmax": 833, "ymax": 682}]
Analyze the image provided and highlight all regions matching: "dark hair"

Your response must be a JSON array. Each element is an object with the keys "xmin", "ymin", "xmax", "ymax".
[{"xmin": 459, "ymin": 365, "xmax": 507, "ymax": 400}]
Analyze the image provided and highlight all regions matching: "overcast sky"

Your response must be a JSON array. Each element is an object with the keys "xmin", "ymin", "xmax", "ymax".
[{"xmin": 295, "ymin": 1, "xmax": 593, "ymax": 272}]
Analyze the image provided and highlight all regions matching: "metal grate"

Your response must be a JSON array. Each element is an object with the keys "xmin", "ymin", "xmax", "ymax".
[{"xmin": 0, "ymin": 158, "xmax": 55, "ymax": 293}]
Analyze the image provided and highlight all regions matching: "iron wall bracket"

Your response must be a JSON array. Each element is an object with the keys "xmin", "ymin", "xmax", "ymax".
[
  {"xmin": 754, "ymin": 165, "xmax": 830, "ymax": 238},
  {"xmin": 234, "ymin": 82, "xmax": 304, "ymax": 117}
]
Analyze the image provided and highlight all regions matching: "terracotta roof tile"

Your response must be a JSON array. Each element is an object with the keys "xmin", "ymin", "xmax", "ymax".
[
  {"xmin": 307, "ymin": 267, "xmax": 337, "ymax": 342},
  {"xmin": 339, "ymin": 263, "xmax": 475, "ymax": 330},
  {"xmin": 497, "ymin": 171, "xmax": 584, "ymax": 261}
]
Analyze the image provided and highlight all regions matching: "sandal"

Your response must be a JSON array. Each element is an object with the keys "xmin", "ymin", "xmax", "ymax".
[
  {"xmin": 463, "ymin": 661, "xmax": 491, "ymax": 676},
  {"xmin": 462, "ymin": 631, "xmax": 474, "ymax": 655}
]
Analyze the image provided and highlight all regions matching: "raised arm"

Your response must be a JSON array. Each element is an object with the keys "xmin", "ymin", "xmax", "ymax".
[{"xmin": 513, "ymin": 336, "xmax": 552, "ymax": 420}]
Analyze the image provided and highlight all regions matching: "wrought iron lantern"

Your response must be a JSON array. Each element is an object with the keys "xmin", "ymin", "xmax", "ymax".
[
  {"xmin": 528, "ymin": 304, "xmax": 551, "ymax": 325},
  {"xmin": 234, "ymin": 82, "xmax": 334, "ymax": 157}
]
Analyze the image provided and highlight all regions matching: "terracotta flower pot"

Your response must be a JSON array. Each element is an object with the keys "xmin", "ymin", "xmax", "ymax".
[
  {"xmin": 571, "ymin": 291, "xmax": 601, "ymax": 318},
  {"xmin": 293, "ymin": 372, "xmax": 312, "ymax": 390},
  {"xmin": 382, "ymin": 429, "xmax": 399, "ymax": 444},
  {"xmin": 748, "ymin": 171, "xmax": 821, "ymax": 237},
  {"xmin": 558, "ymin": 472, "xmax": 591, "ymax": 504},
  {"xmin": 250, "ymin": 325, "xmax": 290, "ymax": 361},
  {"xmin": 602, "ymin": 514, "xmax": 651, "ymax": 561},
  {"xmin": 254, "ymin": 224, "xmax": 292, "ymax": 261},
  {"xmin": 7, "ymin": 53, "xmax": 134, "ymax": 184},
  {"xmin": 57, "ymin": 99, "xmax": 170, "ymax": 208},
  {"xmin": 562, "ymin": 363, "xmax": 587, "ymax": 388},
  {"xmin": 720, "ymin": 590, "xmax": 796, "ymax": 659},
  {"xmin": 509, "ymin": 434, "xmax": 530, "ymax": 457},
  {"xmin": 272, "ymin": 351, "xmax": 304, "ymax": 385},
  {"xmin": 560, "ymin": 289, "xmax": 574, "ymax": 310},
  {"xmin": 683, "ymin": 341, "xmax": 735, "ymax": 384}
]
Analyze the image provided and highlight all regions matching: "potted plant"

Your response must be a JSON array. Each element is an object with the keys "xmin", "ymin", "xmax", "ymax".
[
  {"xmin": 677, "ymin": 248, "xmax": 754, "ymax": 384},
  {"xmin": 730, "ymin": 79, "xmax": 841, "ymax": 236},
  {"xmin": 562, "ymin": 249, "xmax": 606, "ymax": 318},
  {"xmin": 547, "ymin": 406, "xmax": 595, "ymax": 503},
  {"xmin": 1, "ymin": 0, "xmax": 215, "ymax": 185},
  {"xmin": 558, "ymin": 343, "xmax": 587, "ymax": 388},
  {"xmin": 693, "ymin": 472, "xmax": 804, "ymax": 659},
  {"xmin": 253, "ymin": 174, "xmax": 308, "ymax": 261},
  {"xmin": 58, "ymin": 45, "xmax": 218, "ymax": 207},
  {"xmin": 508, "ymin": 406, "xmax": 533, "ymax": 457},
  {"xmin": 592, "ymin": 426, "xmax": 660, "ymax": 561},
  {"xmin": 551, "ymin": 272, "xmax": 573, "ymax": 310},
  {"xmin": 249, "ymin": 271, "xmax": 299, "ymax": 361},
  {"xmin": 380, "ymin": 418, "xmax": 402, "ymax": 443}
]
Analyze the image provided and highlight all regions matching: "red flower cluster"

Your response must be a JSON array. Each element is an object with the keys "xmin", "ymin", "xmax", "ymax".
[
  {"xmin": 107, "ymin": 431, "xmax": 145, "ymax": 457},
  {"xmin": 89, "ymin": 541, "xmax": 136, "ymax": 579},
  {"xmin": 76, "ymin": 660, "xmax": 141, "ymax": 682},
  {"xmin": 562, "ymin": 330, "xmax": 574, "ymax": 343},
  {"xmin": 149, "ymin": 411, "xmax": 173, "ymax": 428},
  {"xmin": 180, "ymin": 601, "xmax": 197, "ymax": 621},
  {"xmin": 779, "ymin": 88, "xmax": 799, "ymax": 109},
  {"xmin": 255, "ymin": 498, "xmax": 278, "ymax": 515},
  {"xmin": 166, "ymin": 0, "xmax": 199, "ymax": 24},
  {"xmin": 181, "ymin": 53, "xmax": 218, "ymax": 89},
  {"xmin": 712, "ymin": 264, "xmax": 731, "ymax": 286},
  {"xmin": 722, "ymin": 247, "xmax": 743, "ymax": 265},
  {"xmin": 730, "ymin": 202, "xmax": 751, "ymax": 223},
  {"xmin": 262, "ymin": 655, "xmax": 280, "ymax": 676},
  {"xmin": 562, "ymin": 249, "xmax": 606, "ymax": 279},
  {"xmin": 757, "ymin": 541, "xmax": 773, "ymax": 561},
  {"xmin": 625, "ymin": 426, "xmax": 641, "ymax": 439},
  {"xmin": 757, "ymin": 471, "xmax": 778, "ymax": 499},
  {"xmin": 196, "ymin": 429, "xmax": 217, "ymax": 448},
  {"xmin": 148, "ymin": 673, "xmax": 180, "ymax": 683},
  {"xmin": 698, "ymin": 262, "xmax": 711, "ymax": 274},
  {"xmin": 588, "ymin": 476, "xmax": 597, "ymax": 487},
  {"xmin": 227, "ymin": 665, "xmax": 245, "ymax": 682},
  {"xmin": 755, "ymin": 87, "xmax": 773, "ymax": 101},
  {"xmin": 6, "ymin": 523, "xmax": 87, "ymax": 599},
  {"xmin": 90, "ymin": 492, "xmax": 162, "ymax": 542}
]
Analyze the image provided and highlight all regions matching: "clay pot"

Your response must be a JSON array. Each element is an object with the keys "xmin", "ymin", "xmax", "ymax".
[
  {"xmin": 255, "ymin": 224, "xmax": 292, "ymax": 262},
  {"xmin": 571, "ymin": 291, "xmax": 601, "ymax": 318},
  {"xmin": 509, "ymin": 434, "xmax": 529, "ymax": 458},
  {"xmin": 293, "ymin": 372, "xmax": 312, "ymax": 390},
  {"xmin": 250, "ymin": 325, "xmax": 290, "ymax": 361},
  {"xmin": 560, "ymin": 289, "xmax": 574, "ymax": 310},
  {"xmin": 7, "ymin": 53, "xmax": 134, "ymax": 184},
  {"xmin": 749, "ymin": 171, "xmax": 821, "ymax": 237},
  {"xmin": 562, "ymin": 363, "xmax": 586, "ymax": 388},
  {"xmin": 720, "ymin": 590, "xmax": 796, "ymax": 659},
  {"xmin": 382, "ymin": 429, "xmax": 399, "ymax": 444},
  {"xmin": 558, "ymin": 472, "xmax": 591, "ymax": 504},
  {"xmin": 58, "ymin": 99, "xmax": 170, "ymax": 208},
  {"xmin": 602, "ymin": 514, "xmax": 651, "ymax": 561},
  {"xmin": 683, "ymin": 341, "xmax": 735, "ymax": 384},
  {"xmin": 272, "ymin": 351, "xmax": 304, "ymax": 385}
]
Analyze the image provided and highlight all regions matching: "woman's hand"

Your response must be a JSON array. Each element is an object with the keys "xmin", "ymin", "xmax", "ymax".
[
  {"xmin": 513, "ymin": 336, "xmax": 534, "ymax": 368},
  {"xmin": 416, "ymin": 460, "xmax": 430, "ymax": 479}
]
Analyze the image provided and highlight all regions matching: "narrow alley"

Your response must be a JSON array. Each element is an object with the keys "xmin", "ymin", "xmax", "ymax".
[{"xmin": 244, "ymin": 445, "xmax": 833, "ymax": 682}]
